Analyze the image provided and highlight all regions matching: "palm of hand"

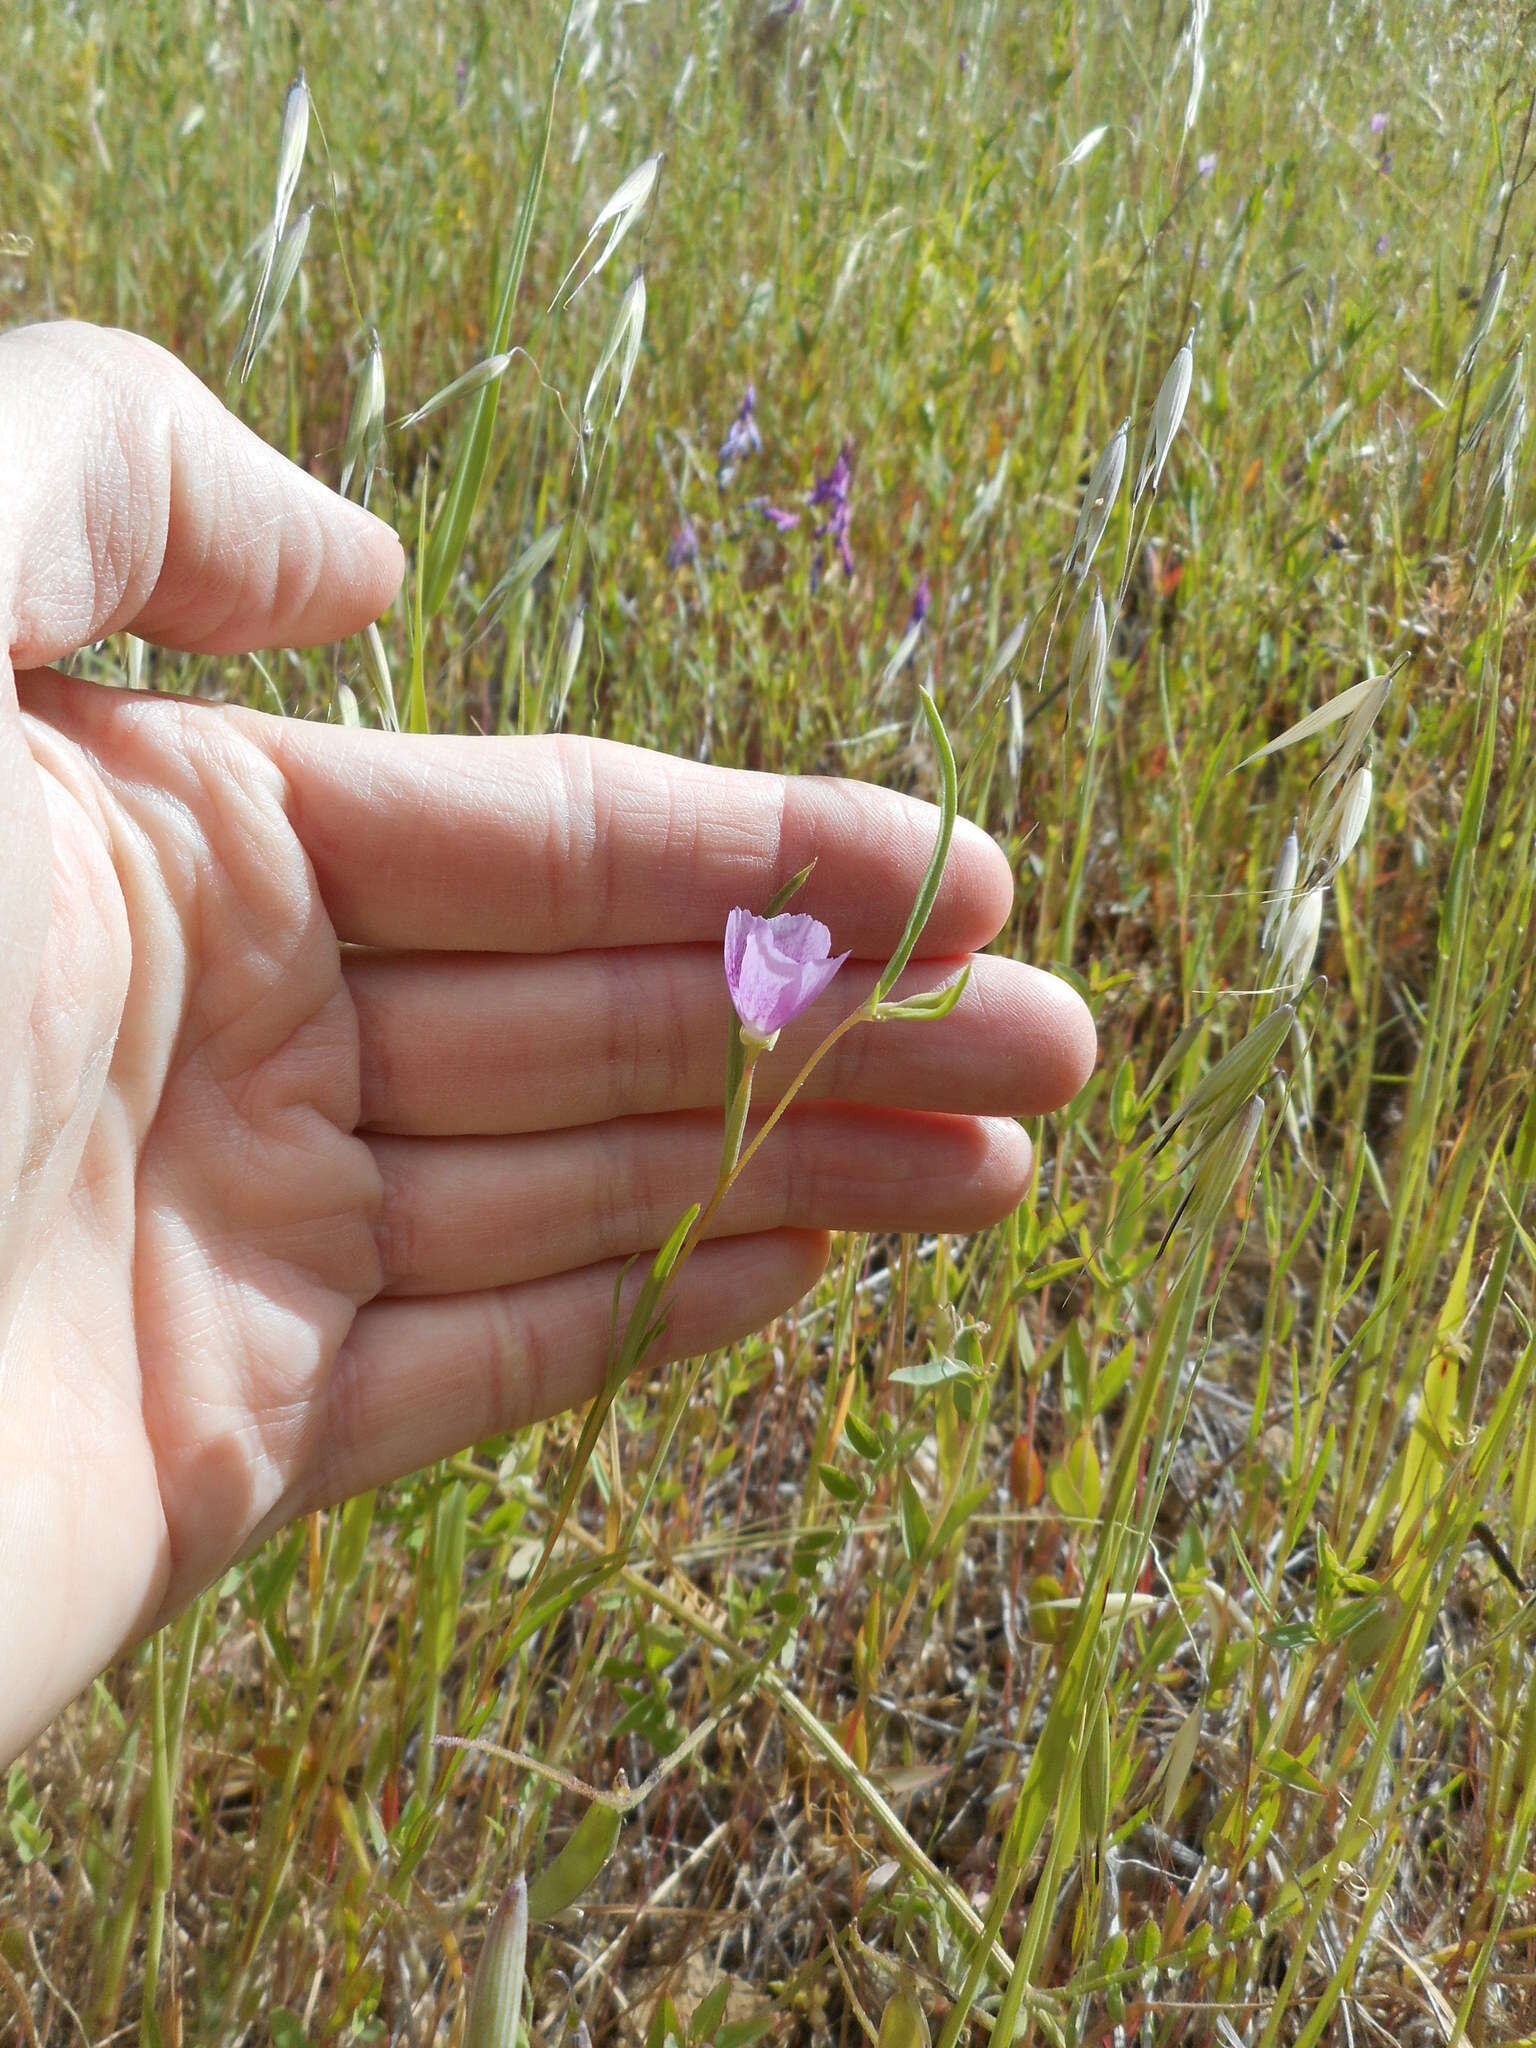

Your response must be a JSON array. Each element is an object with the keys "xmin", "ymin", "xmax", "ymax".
[
  {"xmin": 1, "ymin": 322, "xmax": 1094, "ymax": 1764},
  {"xmin": 14, "ymin": 683, "xmax": 379, "ymax": 1687}
]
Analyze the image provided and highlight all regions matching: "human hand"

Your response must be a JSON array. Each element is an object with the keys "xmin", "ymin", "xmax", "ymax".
[{"xmin": 0, "ymin": 322, "xmax": 1094, "ymax": 1763}]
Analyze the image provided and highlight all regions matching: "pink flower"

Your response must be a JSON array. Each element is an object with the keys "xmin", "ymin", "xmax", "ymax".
[{"xmin": 724, "ymin": 908, "xmax": 849, "ymax": 1048}]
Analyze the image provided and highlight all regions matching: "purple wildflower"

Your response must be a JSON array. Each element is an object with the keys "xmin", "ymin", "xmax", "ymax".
[
  {"xmin": 1370, "ymin": 111, "xmax": 1388, "ymax": 135},
  {"xmin": 724, "ymin": 908, "xmax": 849, "ymax": 1049},
  {"xmin": 1197, "ymin": 152, "xmax": 1218, "ymax": 179},
  {"xmin": 909, "ymin": 575, "xmax": 932, "ymax": 628},
  {"xmin": 1375, "ymin": 232, "xmax": 1390, "ymax": 257},
  {"xmin": 757, "ymin": 500, "xmax": 801, "ymax": 533},
  {"xmin": 667, "ymin": 517, "xmax": 699, "ymax": 569},
  {"xmin": 718, "ymin": 384, "xmax": 763, "ymax": 482},
  {"xmin": 810, "ymin": 439, "xmax": 856, "ymax": 579}
]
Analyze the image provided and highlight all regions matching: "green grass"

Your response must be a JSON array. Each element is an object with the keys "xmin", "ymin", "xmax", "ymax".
[{"xmin": 5, "ymin": 1, "xmax": 1536, "ymax": 2042}]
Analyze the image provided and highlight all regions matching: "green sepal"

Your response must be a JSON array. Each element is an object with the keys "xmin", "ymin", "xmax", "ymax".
[{"xmin": 873, "ymin": 963, "xmax": 971, "ymax": 1024}]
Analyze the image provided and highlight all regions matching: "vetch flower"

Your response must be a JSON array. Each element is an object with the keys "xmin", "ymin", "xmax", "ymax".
[
  {"xmin": 1370, "ymin": 111, "xmax": 1388, "ymax": 135},
  {"xmin": 725, "ymin": 908, "xmax": 849, "ymax": 1050},
  {"xmin": 718, "ymin": 383, "xmax": 763, "ymax": 481},
  {"xmin": 667, "ymin": 517, "xmax": 699, "ymax": 570},
  {"xmin": 909, "ymin": 574, "xmax": 932, "ymax": 628},
  {"xmin": 1197, "ymin": 151, "xmax": 1218, "ymax": 178},
  {"xmin": 810, "ymin": 439, "xmax": 856, "ymax": 580},
  {"xmin": 757, "ymin": 499, "xmax": 801, "ymax": 533}
]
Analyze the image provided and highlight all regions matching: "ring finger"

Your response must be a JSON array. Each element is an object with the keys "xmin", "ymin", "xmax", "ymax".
[{"xmin": 369, "ymin": 1105, "xmax": 1033, "ymax": 1295}]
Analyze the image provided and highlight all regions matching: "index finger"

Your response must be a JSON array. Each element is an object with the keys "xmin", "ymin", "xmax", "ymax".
[{"xmin": 246, "ymin": 719, "xmax": 1017, "ymax": 958}]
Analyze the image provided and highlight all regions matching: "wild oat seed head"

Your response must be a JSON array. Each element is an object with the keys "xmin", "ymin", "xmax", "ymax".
[
  {"xmin": 1273, "ymin": 885, "xmax": 1323, "ymax": 990},
  {"xmin": 553, "ymin": 606, "xmax": 586, "ymax": 727},
  {"xmin": 582, "ymin": 271, "xmax": 646, "ymax": 426},
  {"xmin": 1181, "ymin": 0, "xmax": 1211, "ymax": 134},
  {"xmin": 1136, "ymin": 332, "xmax": 1195, "ymax": 502},
  {"xmin": 555, "ymin": 152, "xmax": 662, "ymax": 307},
  {"xmin": 1467, "ymin": 344, "xmax": 1524, "ymax": 455},
  {"xmin": 1185, "ymin": 1092, "xmax": 1264, "ymax": 1237},
  {"xmin": 1242, "ymin": 666, "xmax": 1398, "ymax": 804},
  {"xmin": 1162, "ymin": 1005, "xmax": 1294, "ymax": 1152},
  {"xmin": 339, "ymin": 334, "xmax": 386, "ymax": 500},
  {"xmin": 395, "ymin": 351, "xmax": 515, "ymax": 433},
  {"xmin": 614, "ymin": 271, "xmax": 646, "ymax": 418},
  {"xmin": 1059, "ymin": 124, "xmax": 1110, "ymax": 176},
  {"xmin": 968, "ymin": 617, "xmax": 1027, "ymax": 714},
  {"xmin": 1313, "ymin": 669, "xmax": 1396, "ymax": 812},
  {"xmin": 362, "ymin": 622, "xmax": 399, "ymax": 732},
  {"xmin": 1460, "ymin": 258, "xmax": 1510, "ymax": 381},
  {"xmin": 1497, "ymin": 387, "xmax": 1528, "ymax": 483},
  {"xmin": 249, "ymin": 206, "xmax": 313, "ymax": 363},
  {"xmin": 1332, "ymin": 762, "xmax": 1372, "ymax": 868},
  {"xmin": 1067, "ymin": 420, "xmax": 1128, "ymax": 583},
  {"xmin": 1260, "ymin": 824, "xmax": 1299, "ymax": 953},
  {"xmin": 481, "ymin": 522, "xmax": 566, "ymax": 617},
  {"xmin": 273, "ymin": 72, "xmax": 309, "ymax": 236},
  {"xmin": 1068, "ymin": 580, "xmax": 1109, "ymax": 731}
]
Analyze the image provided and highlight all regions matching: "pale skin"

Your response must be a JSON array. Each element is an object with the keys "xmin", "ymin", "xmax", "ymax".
[{"xmin": 0, "ymin": 322, "xmax": 1095, "ymax": 1765}]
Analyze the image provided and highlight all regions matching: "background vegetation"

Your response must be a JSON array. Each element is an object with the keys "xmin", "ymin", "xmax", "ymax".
[{"xmin": 4, "ymin": 0, "xmax": 1536, "ymax": 2041}]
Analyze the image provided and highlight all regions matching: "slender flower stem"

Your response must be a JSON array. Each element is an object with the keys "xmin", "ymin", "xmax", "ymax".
[
  {"xmin": 718, "ymin": 1059, "xmax": 756, "ymax": 1184},
  {"xmin": 703, "ymin": 1003, "xmax": 871, "ymax": 1224}
]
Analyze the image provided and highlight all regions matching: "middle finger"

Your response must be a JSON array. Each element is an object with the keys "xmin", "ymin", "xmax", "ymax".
[{"xmin": 347, "ymin": 946, "xmax": 1091, "ymax": 1136}]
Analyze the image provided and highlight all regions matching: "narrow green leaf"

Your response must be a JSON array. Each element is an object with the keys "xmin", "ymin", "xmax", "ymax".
[{"xmin": 876, "ymin": 688, "xmax": 957, "ymax": 1001}]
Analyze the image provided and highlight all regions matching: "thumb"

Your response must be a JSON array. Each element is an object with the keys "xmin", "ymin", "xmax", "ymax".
[{"xmin": 0, "ymin": 321, "xmax": 404, "ymax": 669}]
